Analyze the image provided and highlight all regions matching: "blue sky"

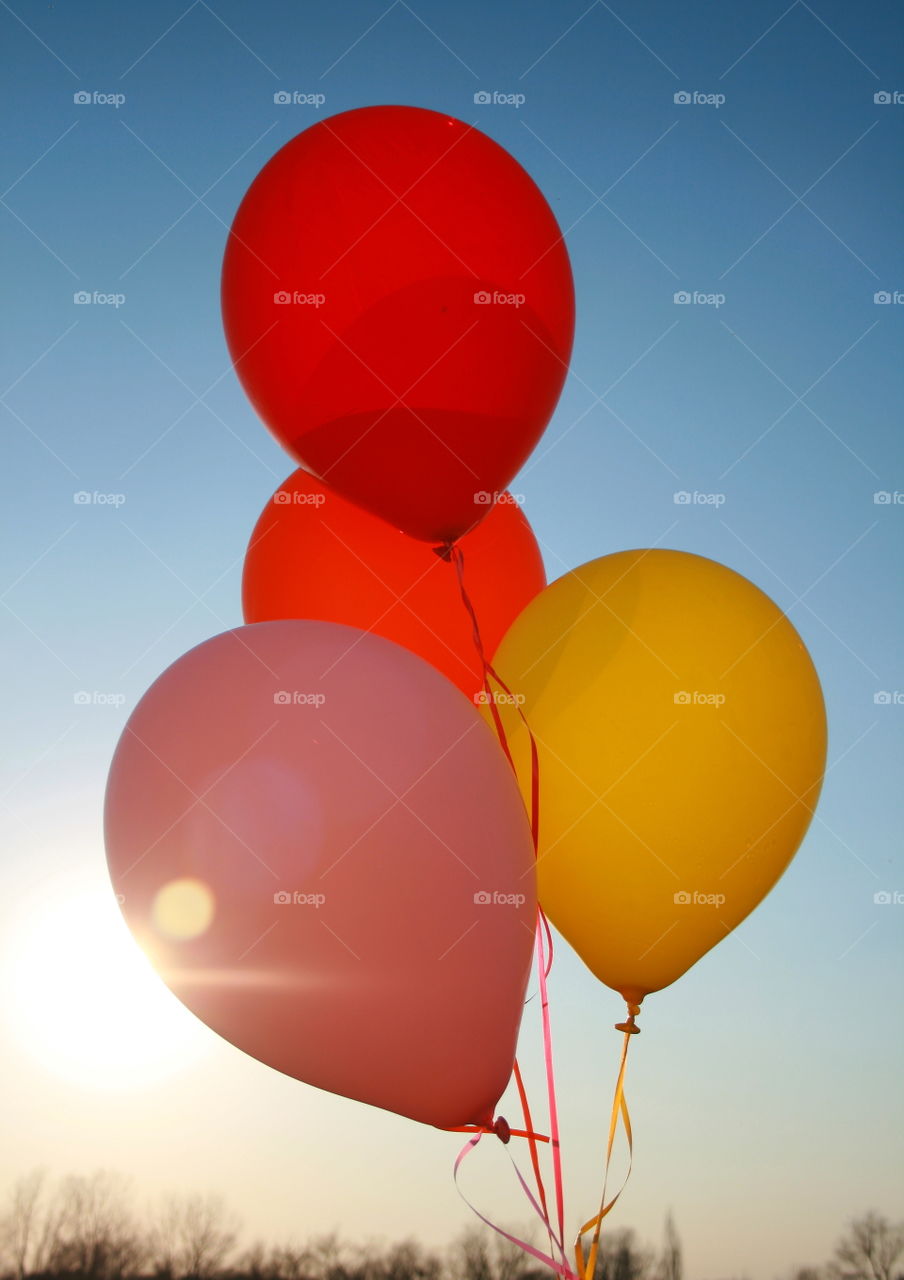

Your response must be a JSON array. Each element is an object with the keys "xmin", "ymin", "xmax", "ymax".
[{"xmin": 1, "ymin": 3, "xmax": 902, "ymax": 1279}]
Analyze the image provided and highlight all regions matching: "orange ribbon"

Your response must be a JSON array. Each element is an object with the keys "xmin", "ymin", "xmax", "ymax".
[{"xmin": 574, "ymin": 1007, "xmax": 640, "ymax": 1280}]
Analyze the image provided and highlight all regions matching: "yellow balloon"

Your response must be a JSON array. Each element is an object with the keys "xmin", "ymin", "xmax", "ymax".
[{"xmin": 491, "ymin": 549, "xmax": 827, "ymax": 1007}]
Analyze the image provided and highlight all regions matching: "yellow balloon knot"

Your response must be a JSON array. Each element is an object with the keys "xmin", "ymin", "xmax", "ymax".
[{"xmin": 614, "ymin": 1003, "xmax": 641, "ymax": 1034}]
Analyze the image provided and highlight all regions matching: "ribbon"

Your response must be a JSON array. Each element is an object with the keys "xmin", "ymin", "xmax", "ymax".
[
  {"xmin": 443, "ymin": 539, "xmax": 641, "ymax": 1280},
  {"xmin": 453, "ymin": 1133, "xmax": 579, "ymax": 1280},
  {"xmin": 574, "ymin": 1007, "xmax": 640, "ymax": 1280},
  {"xmin": 444, "ymin": 540, "xmax": 565, "ymax": 1268}
]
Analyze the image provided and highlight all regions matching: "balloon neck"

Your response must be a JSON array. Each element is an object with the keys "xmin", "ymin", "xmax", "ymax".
[
  {"xmin": 433, "ymin": 540, "xmax": 456, "ymax": 562},
  {"xmin": 614, "ymin": 1001, "xmax": 642, "ymax": 1034},
  {"xmin": 493, "ymin": 1115, "xmax": 511, "ymax": 1144}
]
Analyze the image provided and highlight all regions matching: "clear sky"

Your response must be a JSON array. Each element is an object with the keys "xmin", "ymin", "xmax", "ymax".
[{"xmin": 1, "ymin": 3, "xmax": 902, "ymax": 1279}]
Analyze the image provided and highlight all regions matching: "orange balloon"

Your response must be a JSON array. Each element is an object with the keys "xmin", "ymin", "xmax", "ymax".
[{"xmin": 242, "ymin": 469, "xmax": 546, "ymax": 701}]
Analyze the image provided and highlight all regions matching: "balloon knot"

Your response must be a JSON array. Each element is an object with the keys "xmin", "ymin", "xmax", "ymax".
[
  {"xmin": 615, "ymin": 1003, "xmax": 641, "ymax": 1034},
  {"xmin": 493, "ymin": 1116, "xmax": 511, "ymax": 1144},
  {"xmin": 433, "ymin": 541, "xmax": 455, "ymax": 562}
]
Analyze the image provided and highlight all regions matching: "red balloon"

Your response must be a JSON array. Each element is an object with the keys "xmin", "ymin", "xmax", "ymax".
[
  {"xmin": 104, "ymin": 622, "xmax": 536, "ymax": 1128},
  {"xmin": 242, "ymin": 469, "xmax": 546, "ymax": 702},
  {"xmin": 222, "ymin": 105, "xmax": 574, "ymax": 543}
]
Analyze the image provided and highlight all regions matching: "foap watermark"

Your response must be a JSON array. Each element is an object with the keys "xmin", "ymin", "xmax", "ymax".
[
  {"xmin": 74, "ymin": 690, "xmax": 125, "ymax": 707},
  {"xmin": 474, "ymin": 90, "xmax": 525, "ymax": 108},
  {"xmin": 874, "ymin": 890, "xmax": 904, "ymax": 904},
  {"xmin": 274, "ymin": 891, "xmax": 326, "ymax": 907},
  {"xmin": 674, "ymin": 690, "xmax": 725, "ymax": 707},
  {"xmin": 74, "ymin": 90, "xmax": 125, "ymax": 108},
  {"xmin": 674, "ymin": 890, "xmax": 726, "ymax": 906},
  {"xmin": 274, "ymin": 690, "xmax": 326, "ymax": 707},
  {"xmin": 74, "ymin": 291, "xmax": 125, "ymax": 307},
  {"xmin": 274, "ymin": 290, "xmax": 325, "ymax": 307},
  {"xmin": 874, "ymin": 691, "xmax": 904, "ymax": 706},
  {"xmin": 474, "ymin": 890, "xmax": 526, "ymax": 906},
  {"xmin": 273, "ymin": 91, "xmax": 326, "ymax": 107},
  {"xmin": 474, "ymin": 491, "xmax": 525, "ymax": 505},
  {"xmin": 273, "ymin": 489, "xmax": 326, "ymax": 506},
  {"xmin": 874, "ymin": 91, "xmax": 904, "ymax": 105},
  {"xmin": 674, "ymin": 290, "xmax": 725, "ymax": 308},
  {"xmin": 874, "ymin": 291, "xmax": 904, "ymax": 304},
  {"xmin": 873, "ymin": 491, "xmax": 904, "ymax": 504},
  {"xmin": 674, "ymin": 90, "xmax": 725, "ymax": 108},
  {"xmin": 674, "ymin": 490, "xmax": 725, "ymax": 507},
  {"xmin": 474, "ymin": 289, "xmax": 525, "ymax": 307},
  {"xmin": 474, "ymin": 690, "xmax": 525, "ymax": 707},
  {"xmin": 74, "ymin": 490, "xmax": 125, "ymax": 507}
]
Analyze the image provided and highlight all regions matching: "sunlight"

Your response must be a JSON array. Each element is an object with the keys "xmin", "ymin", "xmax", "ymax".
[
  {"xmin": 152, "ymin": 877, "xmax": 216, "ymax": 941},
  {"xmin": 4, "ymin": 886, "xmax": 210, "ymax": 1090}
]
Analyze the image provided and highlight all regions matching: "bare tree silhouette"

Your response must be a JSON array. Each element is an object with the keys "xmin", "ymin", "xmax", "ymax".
[
  {"xmin": 656, "ymin": 1214, "xmax": 682, "ymax": 1280},
  {"xmin": 589, "ymin": 1227, "xmax": 654, "ymax": 1280},
  {"xmin": 827, "ymin": 1215, "xmax": 904, "ymax": 1280},
  {"xmin": 2, "ymin": 1172, "xmax": 146, "ymax": 1280},
  {"xmin": 446, "ymin": 1228, "xmax": 545, "ymax": 1280},
  {"xmin": 147, "ymin": 1195, "xmax": 238, "ymax": 1280},
  {"xmin": 1, "ymin": 1171, "xmax": 51, "ymax": 1280},
  {"xmin": 3, "ymin": 1170, "xmax": 901, "ymax": 1280}
]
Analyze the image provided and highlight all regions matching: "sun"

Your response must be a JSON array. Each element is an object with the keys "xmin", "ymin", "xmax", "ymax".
[{"xmin": 3, "ymin": 885, "xmax": 210, "ymax": 1089}]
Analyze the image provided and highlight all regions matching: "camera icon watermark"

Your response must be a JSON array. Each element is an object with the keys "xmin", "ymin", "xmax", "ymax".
[
  {"xmin": 874, "ymin": 890, "xmax": 904, "ymax": 904},
  {"xmin": 74, "ymin": 90, "xmax": 126, "ymax": 108},
  {"xmin": 474, "ymin": 490, "xmax": 525, "ymax": 505},
  {"xmin": 674, "ymin": 889, "xmax": 726, "ymax": 906},
  {"xmin": 273, "ymin": 489, "xmax": 326, "ymax": 506},
  {"xmin": 273, "ymin": 91, "xmax": 326, "ymax": 107},
  {"xmin": 873, "ymin": 691, "xmax": 904, "ymax": 705},
  {"xmin": 273, "ymin": 290, "xmax": 326, "ymax": 307},
  {"xmin": 473, "ymin": 90, "xmax": 526, "ymax": 108},
  {"xmin": 674, "ymin": 290, "xmax": 725, "ymax": 308},
  {"xmin": 674, "ymin": 90, "xmax": 725, "ymax": 108},
  {"xmin": 474, "ymin": 289, "xmax": 526, "ymax": 307},
  {"xmin": 874, "ymin": 291, "xmax": 903, "ymax": 304},
  {"xmin": 874, "ymin": 91, "xmax": 904, "ymax": 105},
  {"xmin": 474, "ymin": 690, "xmax": 525, "ymax": 706},
  {"xmin": 674, "ymin": 690, "xmax": 726, "ymax": 707},
  {"xmin": 74, "ymin": 290, "xmax": 126, "ymax": 307},
  {"xmin": 73, "ymin": 490, "xmax": 126, "ymax": 507},
  {"xmin": 273, "ymin": 690, "xmax": 326, "ymax": 707},
  {"xmin": 273, "ymin": 890, "xmax": 327, "ymax": 907},
  {"xmin": 873, "ymin": 491, "xmax": 904, "ymax": 504},
  {"xmin": 74, "ymin": 690, "xmax": 125, "ymax": 707},
  {"xmin": 673, "ymin": 490, "xmax": 725, "ymax": 507},
  {"xmin": 473, "ymin": 890, "xmax": 527, "ymax": 906}
]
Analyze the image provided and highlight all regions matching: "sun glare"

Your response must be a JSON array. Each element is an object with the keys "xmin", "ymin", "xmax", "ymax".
[{"xmin": 4, "ymin": 887, "xmax": 210, "ymax": 1089}]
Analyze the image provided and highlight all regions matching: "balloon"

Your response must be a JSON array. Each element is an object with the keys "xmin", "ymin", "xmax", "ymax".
[
  {"xmin": 490, "ymin": 550, "xmax": 827, "ymax": 1006},
  {"xmin": 242, "ymin": 469, "xmax": 546, "ymax": 702},
  {"xmin": 221, "ymin": 105, "xmax": 574, "ymax": 543},
  {"xmin": 105, "ymin": 621, "xmax": 536, "ymax": 1128}
]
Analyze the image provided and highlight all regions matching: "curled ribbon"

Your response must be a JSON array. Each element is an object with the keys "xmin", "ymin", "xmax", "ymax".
[
  {"xmin": 445, "ymin": 542, "xmax": 565, "ymax": 1270},
  {"xmin": 446, "ymin": 545, "xmax": 641, "ymax": 1280},
  {"xmin": 574, "ymin": 1007, "xmax": 640, "ymax": 1280}
]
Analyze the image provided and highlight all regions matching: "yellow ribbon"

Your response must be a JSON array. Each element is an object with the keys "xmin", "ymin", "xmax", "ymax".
[{"xmin": 574, "ymin": 1005, "xmax": 640, "ymax": 1280}]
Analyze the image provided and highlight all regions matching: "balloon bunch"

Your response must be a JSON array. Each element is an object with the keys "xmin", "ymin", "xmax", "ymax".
[{"xmin": 104, "ymin": 106, "xmax": 828, "ymax": 1278}]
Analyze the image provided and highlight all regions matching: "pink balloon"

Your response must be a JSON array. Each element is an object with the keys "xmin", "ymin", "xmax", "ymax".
[{"xmin": 104, "ymin": 621, "xmax": 536, "ymax": 1128}]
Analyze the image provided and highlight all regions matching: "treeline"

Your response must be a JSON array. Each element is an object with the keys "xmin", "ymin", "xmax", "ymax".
[
  {"xmin": 0, "ymin": 1171, "xmax": 900, "ymax": 1280},
  {"xmin": 0, "ymin": 1173, "xmax": 668, "ymax": 1280}
]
